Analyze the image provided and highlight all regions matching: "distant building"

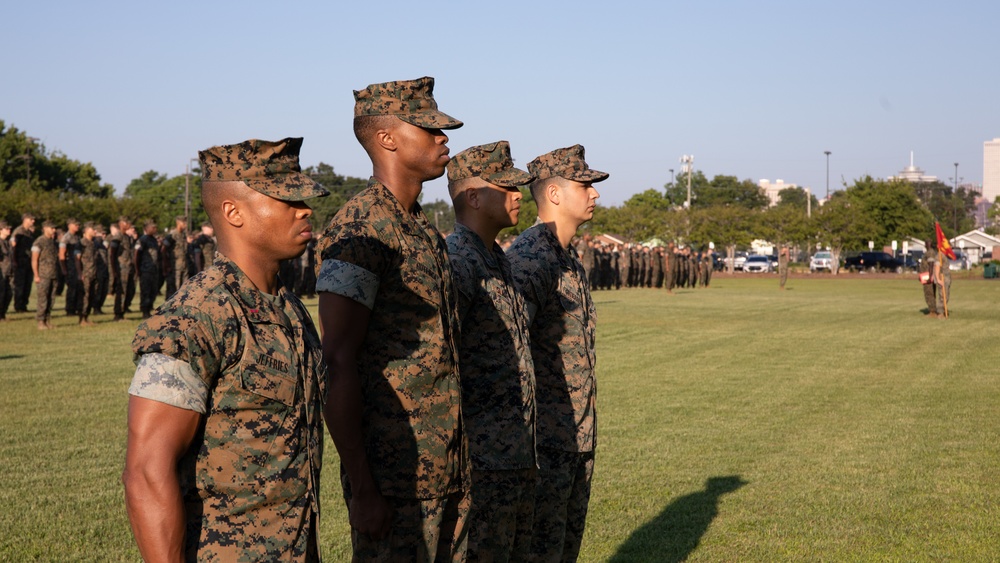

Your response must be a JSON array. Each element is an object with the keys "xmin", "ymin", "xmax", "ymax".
[
  {"xmin": 758, "ymin": 179, "xmax": 800, "ymax": 207},
  {"xmin": 984, "ymin": 138, "xmax": 1000, "ymax": 204},
  {"xmin": 889, "ymin": 152, "xmax": 938, "ymax": 183}
]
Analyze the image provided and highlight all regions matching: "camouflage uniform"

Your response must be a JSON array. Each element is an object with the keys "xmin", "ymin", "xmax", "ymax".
[
  {"xmin": 128, "ymin": 137, "xmax": 329, "ymax": 561},
  {"xmin": 922, "ymin": 248, "xmax": 937, "ymax": 314},
  {"xmin": 0, "ymin": 225, "xmax": 12, "ymax": 319},
  {"xmin": 131, "ymin": 254, "xmax": 326, "ymax": 561},
  {"xmin": 193, "ymin": 232, "xmax": 216, "ymax": 273},
  {"xmin": 93, "ymin": 232, "xmax": 110, "ymax": 314},
  {"xmin": 78, "ymin": 235, "xmax": 99, "ymax": 318},
  {"xmin": 778, "ymin": 247, "xmax": 790, "ymax": 289},
  {"xmin": 60, "ymin": 228, "xmax": 82, "ymax": 315},
  {"xmin": 108, "ymin": 230, "xmax": 136, "ymax": 318},
  {"xmin": 508, "ymin": 221, "xmax": 597, "ymax": 563},
  {"xmin": 445, "ymin": 141, "xmax": 538, "ymax": 562},
  {"xmin": 507, "ymin": 144, "xmax": 607, "ymax": 563},
  {"xmin": 316, "ymin": 177, "xmax": 469, "ymax": 554},
  {"xmin": 11, "ymin": 223, "xmax": 35, "ymax": 312},
  {"xmin": 162, "ymin": 226, "xmax": 188, "ymax": 298},
  {"xmin": 32, "ymin": 228, "xmax": 59, "ymax": 324},
  {"xmin": 135, "ymin": 231, "xmax": 160, "ymax": 317}
]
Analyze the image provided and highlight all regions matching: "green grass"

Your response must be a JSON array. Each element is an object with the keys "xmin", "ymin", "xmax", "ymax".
[{"xmin": 1, "ymin": 274, "xmax": 998, "ymax": 561}]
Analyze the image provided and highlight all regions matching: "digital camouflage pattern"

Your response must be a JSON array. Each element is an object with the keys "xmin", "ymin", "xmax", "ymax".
[
  {"xmin": 78, "ymin": 236, "xmax": 99, "ymax": 317},
  {"xmin": 467, "ymin": 468, "xmax": 536, "ymax": 563},
  {"xmin": 59, "ymin": 230, "xmax": 80, "ymax": 274},
  {"xmin": 0, "ymin": 234, "xmax": 12, "ymax": 278},
  {"xmin": 353, "ymin": 76, "xmax": 463, "ymax": 130},
  {"xmin": 507, "ymin": 220, "xmax": 597, "ymax": 453},
  {"xmin": 130, "ymin": 253, "xmax": 326, "ymax": 561},
  {"xmin": 446, "ymin": 223, "xmax": 535, "ymax": 471},
  {"xmin": 315, "ymin": 177, "xmax": 468, "ymax": 499},
  {"xmin": 108, "ymin": 231, "xmax": 135, "ymax": 270},
  {"xmin": 32, "ymin": 234, "xmax": 59, "ymax": 280},
  {"xmin": 199, "ymin": 137, "xmax": 329, "ymax": 202},
  {"xmin": 527, "ymin": 144, "xmax": 610, "ymax": 183},
  {"xmin": 347, "ymin": 490, "xmax": 470, "ymax": 561},
  {"xmin": 530, "ymin": 448, "xmax": 595, "ymax": 563},
  {"xmin": 446, "ymin": 141, "xmax": 534, "ymax": 188}
]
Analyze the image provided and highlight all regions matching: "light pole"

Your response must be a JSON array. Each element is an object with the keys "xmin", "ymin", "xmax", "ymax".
[
  {"xmin": 679, "ymin": 155, "xmax": 694, "ymax": 208},
  {"xmin": 669, "ymin": 168, "xmax": 674, "ymax": 188},
  {"xmin": 824, "ymin": 150, "xmax": 831, "ymax": 201}
]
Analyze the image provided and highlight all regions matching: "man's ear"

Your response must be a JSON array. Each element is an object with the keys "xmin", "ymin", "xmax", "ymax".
[
  {"xmin": 375, "ymin": 128, "xmax": 396, "ymax": 152},
  {"xmin": 467, "ymin": 187, "xmax": 481, "ymax": 210},
  {"xmin": 545, "ymin": 182, "xmax": 561, "ymax": 206},
  {"xmin": 220, "ymin": 199, "xmax": 244, "ymax": 228}
]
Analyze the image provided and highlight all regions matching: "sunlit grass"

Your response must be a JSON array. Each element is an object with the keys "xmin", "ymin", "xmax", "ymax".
[{"xmin": 0, "ymin": 274, "xmax": 997, "ymax": 561}]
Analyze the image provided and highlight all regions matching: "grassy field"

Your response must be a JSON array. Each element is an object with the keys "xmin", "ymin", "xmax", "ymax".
[{"xmin": 1, "ymin": 273, "xmax": 998, "ymax": 561}]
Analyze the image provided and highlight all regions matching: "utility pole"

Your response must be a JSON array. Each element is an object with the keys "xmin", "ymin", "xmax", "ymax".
[
  {"xmin": 824, "ymin": 150, "xmax": 831, "ymax": 201},
  {"xmin": 680, "ymin": 155, "xmax": 694, "ymax": 208},
  {"xmin": 186, "ymin": 158, "xmax": 198, "ymax": 227},
  {"xmin": 806, "ymin": 188, "xmax": 811, "ymax": 218}
]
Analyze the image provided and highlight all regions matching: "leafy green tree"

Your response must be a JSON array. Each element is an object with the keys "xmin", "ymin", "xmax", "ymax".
[
  {"xmin": 664, "ymin": 170, "xmax": 709, "ymax": 207},
  {"xmin": 302, "ymin": 163, "xmax": 368, "ymax": 229},
  {"xmin": 421, "ymin": 199, "xmax": 456, "ymax": 234},
  {"xmin": 813, "ymin": 194, "xmax": 878, "ymax": 274},
  {"xmin": 911, "ymin": 180, "xmax": 977, "ymax": 237},
  {"xmin": 691, "ymin": 205, "xmax": 760, "ymax": 272},
  {"xmin": 0, "ymin": 121, "xmax": 112, "ymax": 197},
  {"xmin": 666, "ymin": 171, "xmax": 768, "ymax": 210},
  {"xmin": 844, "ymin": 176, "xmax": 933, "ymax": 247},
  {"xmin": 777, "ymin": 187, "xmax": 819, "ymax": 212},
  {"xmin": 124, "ymin": 169, "xmax": 206, "ymax": 229}
]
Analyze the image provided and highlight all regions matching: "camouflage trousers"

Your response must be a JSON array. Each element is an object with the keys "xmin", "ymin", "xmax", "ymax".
[
  {"xmin": 113, "ymin": 271, "xmax": 135, "ymax": 317},
  {"xmin": 0, "ymin": 274, "xmax": 11, "ymax": 318},
  {"xmin": 64, "ymin": 267, "xmax": 81, "ymax": 314},
  {"xmin": 936, "ymin": 279, "xmax": 952, "ymax": 316},
  {"xmin": 468, "ymin": 468, "xmax": 537, "ymax": 563},
  {"xmin": 779, "ymin": 266, "xmax": 788, "ymax": 289},
  {"xmin": 80, "ymin": 274, "xmax": 99, "ymax": 317},
  {"xmin": 922, "ymin": 280, "xmax": 937, "ymax": 312},
  {"xmin": 35, "ymin": 277, "xmax": 57, "ymax": 322},
  {"xmin": 348, "ymin": 490, "xmax": 470, "ymax": 562},
  {"xmin": 529, "ymin": 448, "xmax": 595, "ymax": 563},
  {"xmin": 138, "ymin": 269, "xmax": 158, "ymax": 315}
]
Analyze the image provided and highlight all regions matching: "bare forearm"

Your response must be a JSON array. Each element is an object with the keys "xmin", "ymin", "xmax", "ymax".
[
  {"xmin": 122, "ymin": 467, "xmax": 187, "ymax": 563},
  {"xmin": 324, "ymin": 359, "xmax": 379, "ymax": 495}
]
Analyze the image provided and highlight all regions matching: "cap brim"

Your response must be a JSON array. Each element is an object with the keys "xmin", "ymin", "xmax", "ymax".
[
  {"xmin": 399, "ymin": 110, "xmax": 463, "ymax": 130},
  {"xmin": 244, "ymin": 174, "xmax": 330, "ymax": 202},
  {"xmin": 486, "ymin": 168, "xmax": 535, "ymax": 188},
  {"xmin": 565, "ymin": 169, "xmax": 610, "ymax": 183}
]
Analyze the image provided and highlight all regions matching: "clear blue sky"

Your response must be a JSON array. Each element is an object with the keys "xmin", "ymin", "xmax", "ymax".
[{"xmin": 3, "ymin": 0, "xmax": 998, "ymax": 206}]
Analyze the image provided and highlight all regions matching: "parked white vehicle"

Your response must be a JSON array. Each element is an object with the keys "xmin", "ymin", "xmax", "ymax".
[
  {"xmin": 810, "ymin": 251, "xmax": 833, "ymax": 273},
  {"xmin": 744, "ymin": 255, "xmax": 772, "ymax": 273}
]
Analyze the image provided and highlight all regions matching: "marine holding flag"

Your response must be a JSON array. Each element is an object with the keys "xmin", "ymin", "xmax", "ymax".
[{"xmin": 934, "ymin": 222, "xmax": 954, "ymax": 318}]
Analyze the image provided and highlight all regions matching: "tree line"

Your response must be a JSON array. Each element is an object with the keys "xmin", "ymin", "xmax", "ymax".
[{"xmin": 2, "ymin": 120, "xmax": 993, "ymax": 260}]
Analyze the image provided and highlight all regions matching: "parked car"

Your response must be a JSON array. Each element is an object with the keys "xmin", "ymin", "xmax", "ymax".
[
  {"xmin": 744, "ymin": 255, "xmax": 772, "ymax": 273},
  {"xmin": 809, "ymin": 251, "xmax": 834, "ymax": 273},
  {"xmin": 948, "ymin": 251, "xmax": 969, "ymax": 271},
  {"xmin": 767, "ymin": 255, "xmax": 779, "ymax": 271},
  {"xmin": 843, "ymin": 252, "xmax": 903, "ymax": 273},
  {"xmin": 721, "ymin": 251, "xmax": 748, "ymax": 271}
]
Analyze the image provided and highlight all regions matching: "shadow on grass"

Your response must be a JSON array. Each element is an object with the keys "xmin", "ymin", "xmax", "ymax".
[
  {"xmin": 609, "ymin": 475, "xmax": 747, "ymax": 563},
  {"xmin": 0, "ymin": 355, "xmax": 24, "ymax": 361}
]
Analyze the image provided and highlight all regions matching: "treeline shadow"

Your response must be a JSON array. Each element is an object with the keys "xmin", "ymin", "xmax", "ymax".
[{"xmin": 609, "ymin": 475, "xmax": 747, "ymax": 563}]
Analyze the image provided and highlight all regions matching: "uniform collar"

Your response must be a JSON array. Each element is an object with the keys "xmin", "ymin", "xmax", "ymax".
[
  {"xmin": 370, "ymin": 177, "xmax": 431, "ymax": 237},
  {"xmin": 216, "ymin": 252, "xmax": 292, "ymax": 329},
  {"xmin": 452, "ymin": 222, "xmax": 502, "ymax": 269}
]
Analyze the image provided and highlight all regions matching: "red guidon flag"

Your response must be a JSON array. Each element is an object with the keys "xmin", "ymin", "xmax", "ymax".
[{"xmin": 935, "ymin": 222, "xmax": 957, "ymax": 260}]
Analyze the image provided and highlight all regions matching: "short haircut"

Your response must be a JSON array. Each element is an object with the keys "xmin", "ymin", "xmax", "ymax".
[
  {"xmin": 353, "ymin": 115, "xmax": 398, "ymax": 155},
  {"xmin": 118, "ymin": 215, "xmax": 131, "ymax": 225},
  {"xmin": 175, "ymin": 215, "xmax": 187, "ymax": 224},
  {"xmin": 529, "ymin": 175, "xmax": 569, "ymax": 205},
  {"xmin": 83, "ymin": 221, "xmax": 95, "ymax": 231},
  {"xmin": 201, "ymin": 181, "xmax": 245, "ymax": 227}
]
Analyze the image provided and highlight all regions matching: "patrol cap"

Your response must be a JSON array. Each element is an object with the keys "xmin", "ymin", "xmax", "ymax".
[
  {"xmin": 447, "ymin": 141, "xmax": 534, "ymax": 188},
  {"xmin": 354, "ymin": 76, "xmax": 463, "ymax": 130},
  {"xmin": 528, "ymin": 144, "xmax": 609, "ymax": 183},
  {"xmin": 199, "ymin": 137, "xmax": 329, "ymax": 202}
]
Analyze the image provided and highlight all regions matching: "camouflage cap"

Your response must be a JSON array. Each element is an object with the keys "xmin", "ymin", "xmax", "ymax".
[
  {"xmin": 528, "ymin": 144, "xmax": 609, "ymax": 183},
  {"xmin": 198, "ymin": 137, "xmax": 328, "ymax": 201},
  {"xmin": 354, "ymin": 76, "xmax": 463, "ymax": 130},
  {"xmin": 447, "ymin": 141, "xmax": 534, "ymax": 188}
]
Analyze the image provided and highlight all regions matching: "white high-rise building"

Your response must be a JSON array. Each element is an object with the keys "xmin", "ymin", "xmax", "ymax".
[{"xmin": 983, "ymin": 138, "xmax": 1000, "ymax": 204}]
